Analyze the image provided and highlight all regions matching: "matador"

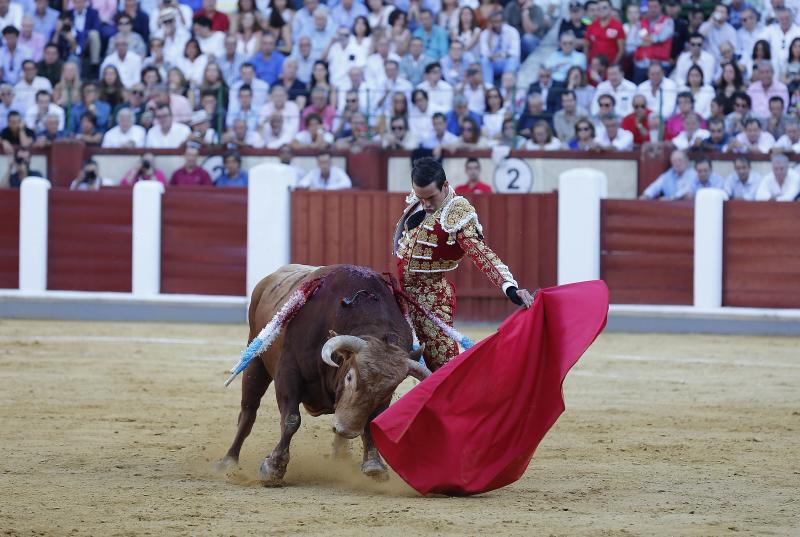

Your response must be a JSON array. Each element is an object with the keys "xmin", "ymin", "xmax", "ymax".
[{"xmin": 392, "ymin": 157, "xmax": 535, "ymax": 371}]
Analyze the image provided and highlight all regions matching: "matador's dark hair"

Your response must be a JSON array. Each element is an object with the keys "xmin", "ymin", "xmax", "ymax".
[{"xmin": 411, "ymin": 156, "xmax": 446, "ymax": 190}]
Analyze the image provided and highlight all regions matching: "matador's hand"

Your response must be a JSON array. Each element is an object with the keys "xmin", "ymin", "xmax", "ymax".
[{"xmin": 516, "ymin": 288, "xmax": 536, "ymax": 308}]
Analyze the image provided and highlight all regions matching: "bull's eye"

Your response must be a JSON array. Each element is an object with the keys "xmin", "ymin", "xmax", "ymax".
[{"xmin": 346, "ymin": 371, "xmax": 353, "ymax": 385}]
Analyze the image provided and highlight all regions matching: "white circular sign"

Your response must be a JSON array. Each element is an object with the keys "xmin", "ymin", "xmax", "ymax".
[{"xmin": 493, "ymin": 158, "xmax": 533, "ymax": 194}]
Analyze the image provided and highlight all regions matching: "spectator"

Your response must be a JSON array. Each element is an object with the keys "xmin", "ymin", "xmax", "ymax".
[
  {"xmin": 146, "ymin": 103, "xmax": 190, "ymax": 148},
  {"xmin": 175, "ymin": 38, "xmax": 208, "ymax": 87},
  {"xmin": 121, "ymin": 0, "xmax": 149, "ymax": 44},
  {"xmin": 544, "ymin": 30, "xmax": 585, "ymax": 84},
  {"xmin": 301, "ymin": 86, "xmax": 336, "ymax": 132},
  {"xmin": 774, "ymin": 117, "xmax": 800, "ymax": 153},
  {"xmin": 97, "ymin": 65, "xmax": 125, "ymax": 110},
  {"xmin": 261, "ymin": 112, "xmax": 293, "ymax": 149},
  {"xmin": 107, "ymin": 13, "xmax": 147, "ymax": 59},
  {"xmin": 527, "ymin": 66, "xmax": 563, "ymax": 112},
  {"xmin": 260, "ymin": 84, "xmax": 299, "ymax": 140},
  {"xmin": 623, "ymin": 2, "xmax": 642, "ymax": 59},
  {"xmin": 365, "ymin": 37, "xmax": 400, "ymax": 88},
  {"xmin": 75, "ymin": 112, "xmax": 101, "ymax": 145},
  {"xmin": 68, "ymin": 81, "xmax": 109, "ymax": 132},
  {"xmin": 458, "ymin": 62, "xmax": 491, "ymax": 114},
  {"xmin": 0, "ymin": 147, "xmax": 41, "ymax": 188},
  {"xmin": 686, "ymin": 156, "xmax": 725, "ymax": 198},
  {"xmin": 343, "ymin": 16, "xmax": 374, "ymax": 76},
  {"xmin": 565, "ymin": 65, "xmax": 594, "ymax": 112},
  {"xmin": 755, "ymin": 153, "xmax": 800, "ymax": 201},
  {"xmin": 69, "ymin": 159, "xmax": 103, "ymax": 191},
  {"xmin": 621, "ymin": 93, "xmax": 651, "ymax": 146},
  {"xmin": 32, "ymin": 112, "xmax": 68, "ymax": 147},
  {"xmin": 297, "ymin": 151, "xmax": 352, "ymax": 190},
  {"xmin": 725, "ymin": 91, "xmax": 751, "ymax": 136},
  {"xmin": 567, "ymin": 117, "xmax": 598, "ymax": 151},
  {"xmin": 559, "ymin": 2, "xmax": 588, "ymax": 51},
  {"xmin": 440, "ymin": 40, "xmax": 473, "ymax": 87},
  {"xmin": 502, "ymin": 0, "xmax": 549, "ymax": 61},
  {"xmin": 275, "ymin": 143, "xmax": 304, "ymax": 186},
  {"xmin": 30, "ymin": 0, "xmax": 59, "ymax": 42},
  {"xmin": 417, "ymin": 62, "xmax": 453, "ymax": 115},
  {"xmin": 400, "ymin": 37, "xmax": 434, "ymax": 86},
  {"xmin": 637, "ymin": 63, "xmax": 677, "ymax": 119},
  {"xmin": 229, "ymin": 63, "xmax": 269, "ymax": 117},
  {"xmin": 632, "ymin": 0, "xmax": 674, "ymax": 84},
  {"xmin": 747, "ymin": 61, "xmax": 788, "ymax": 119},
  {"xmin": 408, "ymin": 88, "xmax": 433, "ymax": 141},
  {"xmin": 64, "ymin": 0, "xmax": 102, "ymax": 77},
  {"xmin": 307, "ymin": 6, "xmax": 336, "ymax": 61},
  {"xmin": 454, "ymin": 157, "xmax": 491, "ymax": 194},
  {"xmin": 100, "ymin": 40, "xmax": 142, "ymax": 90},
  {"xmin": 699, "ymin": 118, "xmax": 730, "ymax": 152},
  {"xmin": 421, "ymin": 111, "xmax": 458, "ymax": 150},
  {"xmin": 120, "ymin": 153, "xmax": 167, "ymax": 186},
  {"xmin": 672, "ymin": 33, "xmax": 715, "ymax": 86},
  {"xmin": 250, "ymin": 33, "xmax": 285, "ymax": 86},
  {"xmin": 292, "ymin": 113, "xmax": 333, "ymax": 149},
  {"xmin": 218, "ymin": 34, "xmax": 245, "ymax": 86},
  {"xmin": 222, "ymin": 117, "xmax": 264, "ymax": 148},
  {"xmin": 193, "ymin": 15, "xmax": 225, "ymax": 60},
  {"xmin": 24, "ymin": 90, "xmax": 64, "ymax": 132},
  {"xmin": 715, "ymin": 62, "xmax": 746, "ymax": 115},
  {"xmin": 37, "ymin": 44, "xmax": 64, "ymax": 88},
  {"xmin": 479, "ymin": 10, "xmax": 520, "ymax": 85},
  {"xmin": 781, "ymin": 37, "xmax": 800, "ymax": 87},
  {"xmin": 517, "ymin": 93, "xmax": 552, "ymax": 138},
  {"xmin": 320, "ymin": 27, "xmax": 354, "ymax": 87},
  {"xmin": 413, "ymin": 9, "xmax": 448, "ymax": 61},
  {"xmin": 698, "ymin": 5, "xmax": 737, "ymax": 58},
  {"xmin": 367, "ymin": 0, "xmax": 394, "ymax": 35},
  {"xmin": 765, "ymin": 96, "xmax": 787, "ymax": 139},
  {"xmin": 448, "ymin": 116, "xmax": 490, "ymax": 150},
  {"xmin": 586, "ymin": 0, "xmax": 624, "ymax": 66},
  {"xmin": 764, "ymin": 7, "xmax": 800, "ymax": 72},
  {"xmin": 371, "ymin": 60, "xmax": 413, "ymax": 119},
  {"xmin": 215, "ymin": 151, "xmax": 248, "ymax": 187},
  {"xmin": 736, "ymin": 8, "xmax": 763, "ymax": 66},
  {"xmin": 0, "ymin": 84, "xmax": 19, "ymax": 131},
  {"xmin": 170, "ymin": 144, "xmax": 212, "ymax": 186},
  {"xmin": 591, "ymin": 63, "xmax": 636, "ymax": 117},
  {"xmin": 15, "ymin": 60, "xmax": 53, "ymax": 113},
  {"xmin": 19, "ymin": 17, "xmax": 45, "ymax": 63},
  {"xmin": 524, "ymin": 119, "xmax": 561, "ymax": 150},
  {"xmin": 194, "ymin": 0, "xmax": 229, "ymax": 33},
  {"xmin": 665, "ymin": 92, "xmax": 704, "ymax": 141},
  {"xmin": 640, "ymin": 149, "xmax": 697, "ymax": 200},
  {"xmin": 226, "ymin": 84, "xmax": 259, "ymax": 133},
  {"xmin": 234, "ymin": 11, "xmax": 262, "ymax": 59},
  {"xmin": 554, "ymin": 90, "xmax": 588, "ymax": 143},
  {"xmin": 724, "ymin": 155, "xmax": 760, "ymax": 201},
  {"xmin": 595, "ymin": 113, "xmax": 633, "ymax": 151},
  {"xmin": 728, "ymin": 117, "xmax": 776, "ymax": 154},
  {"xmin": 334, "ymin": 111, "xmax": 378, "ymax": 153},
  {"xmin": 52, "ymin": 60, "xmax": 81, "ymax": 109},
  {"xmin": 716, "ymin": 40, "xmax": 744, "ymax": 81},
  {"xmin": 188, "ymin": 110, "xmax": 216, "ymax": 146},
  {"xmin": 102, "ymin": 107, "xmax": 145, "ymax": 147},
  {"xmin": 382, "ymin": 115, "xmax": 419, "ymax": 150},
  {"xmin": 291, "ymin": 36, "xmax": 315, "ymax": 86},
  {"xmin": 332, "ymin": 0, "xmax": 368, "ymax": 35},
  {"xmin": 482, "ymin": 87, "xmax": 508, "ymax": 141},
  {"xmin": 445, "ymin": 93, "xmax": 481, "ymax": 137},
  {"xmin": 292, "ymin": 0, "xmax": 324, "ymax": 42},
  {"xmin": 156, "ymin": 9, "xmax": 190, "ymax": 67},
  {"xmin": 453, "ymin": 6, "xmax": 480, "ymax": 56}
]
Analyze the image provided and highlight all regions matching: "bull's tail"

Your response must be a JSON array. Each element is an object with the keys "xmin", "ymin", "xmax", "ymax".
[{"xmin": 224, "ymin": 277, "xmax": 325, "ymax": 387}]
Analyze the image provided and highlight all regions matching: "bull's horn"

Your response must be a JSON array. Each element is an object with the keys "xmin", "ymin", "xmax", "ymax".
[
  {"xmin": 406, "ymin": 345, "xmax": 431, "ymax": 380},
  {"xmin": 321, "ymin": 335, "xmax": 367, "ymax": 368}
]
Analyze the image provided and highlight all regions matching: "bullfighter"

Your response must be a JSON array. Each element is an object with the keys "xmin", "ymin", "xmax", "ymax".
[{"xmin": 393, "ymin": 157, "xmax": 535, "ymax": 370}]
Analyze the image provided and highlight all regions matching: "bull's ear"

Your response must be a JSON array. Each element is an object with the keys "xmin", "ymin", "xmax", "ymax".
[{"xmin": 328, "ymin": 330, "xmax": 338, "ymax": 340}]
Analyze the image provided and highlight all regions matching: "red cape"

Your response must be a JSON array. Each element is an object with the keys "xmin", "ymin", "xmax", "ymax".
[{"xmin": 371, "ymin": 280, "xmax": 609, "ymax": 496}]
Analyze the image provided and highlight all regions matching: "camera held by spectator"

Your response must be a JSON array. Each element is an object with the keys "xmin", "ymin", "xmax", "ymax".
[{"xmin": 70, "ymin": 159, "xmax": 105, "ymax": 191}]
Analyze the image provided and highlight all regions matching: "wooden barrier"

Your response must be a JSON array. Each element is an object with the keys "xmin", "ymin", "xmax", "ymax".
[
  {"xmin": 160, "ymin": 187, "xmax": 247, "ymax": 296},
  {"xmin": 291, "ymin": 191, "xmax": 557, "ymax": 322},
  {"xmin": 601, "ymin": 200, "xmax": 694, "ymax": 305},
  {"xmin": 0, "ymin": 190, "xmax": 20, "ymax": 289},
  {"xmin": 47, "ymin": 189, "xmax": 133, "ymax": 292},
  {"xmin": 723, "ymin": 201, "xmax": 800, "ymax": 308}
]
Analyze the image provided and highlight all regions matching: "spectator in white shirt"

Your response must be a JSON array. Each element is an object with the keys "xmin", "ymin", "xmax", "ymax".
[
  {"xmin": 591, "ymin": 63, "xmax": 637, "ymax": 117},
  {"xmin": 175, "ymin": 38, "xmax": 208, "ymax": 86},
  {"xmin": 259, "ymin": 85, "xmax": 300, "ymax": 141},
  {"xmin": 102, "ymin": 107, "xmax": 146, "ymax": 147},
  {"xmin": 458, "ymin": 62, "xmax": 491, "ymax": 115},
  {"xmin": 688, "ymin": 156, "xmax": 726, "ymax": 198},
  {"xmin": 724, "ymin": 155, "xmax": 761, "ymax": 201},
  {"xmin": 151, "ymin": 2, "xmax": 193, "ymax": 38},
  {"xmin": 479, "ymin": 10, "xmax": 520, "ymax": 85},
  {"xmin": 699, "ymin": 5, "xmax": 738, "ymax": 58},
  {"xmin": 261, "ymin": 112, "xmax": 294, "ymax": 149},
  {"xmin": 365, "ymin": 36, "xmax": 400, "ymax": 87},
  {"xmin": 13, "ymin": 60, "xmax": 52, "ymax": 112},
  {"xmin": 421, "ymin": 112, "xmax": 458, "ymax": 149},
  {"xmin": 370, "ymin": 59, "xmax": 413, "ymax": 116},
  {"xmin": 728, "ymin": 117, "xmax": 776, "ymax": 154},
  {"xmin": 229, "ymin": 63, "xmax": 269, "ymax": 116},
  {"xmin": 764, "ymin": 7, "xmax": 800, "ymax": 73},
  {"xmin": 145, "ymin": 103, "xmax": 191, "ymax": 148},
  {"xmin": 417, "ymin": 62, "xmax": 453, "ymax": 114},
  {"xmin": 0, "ymin": 0, "xmax": 23, "ymax": 31},
  {"xmin": 671, "ymin": 112, "xmax": 709, "ymax": 151},
  {"xmin": 408, "ymin": 88, "xmax": 434, "ymax": 141},
  {"xmin": 736, "ymin": 8, "xmax": 763, "ymax": 62},
  {"xmin": 595, "ymin": 113, "xmax": 634, "ymax": 151},
  {"xmin": 672, "ymin": 32, "xmax": 715, "ymax": 86},
  {"xmin": 774, "ymin": 117, "xmax": 800, "ymax": 153},
  {"xmin": 25, "ymin": 90, "xmax": 64, "ymax": 132},
  {"xmin": 755, "ymin": 153, "xmax": 800, "ymax": 201},
  {"xmin": 297, "ymin": 151, "xmax": 352, "ymax": 190},
  {"xmin": 100, "ymin": 39, "xmax": 142, "ymax": 89},
  {"xmin": 637, "ymin": 63, "xmax": 678, "ymax": 118},
  {"xmin": 193, "ymin": 15, "xmax": 225, "ymax": 60}
]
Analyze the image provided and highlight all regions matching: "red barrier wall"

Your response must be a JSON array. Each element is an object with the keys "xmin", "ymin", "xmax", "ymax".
[
  {"xmin": 160, "ymin": 188, "xmax": 247, "ymax": 296},
  {"xmin": 723, "ymin": 201, "xmax": 800, "ymax": 308},
  {"xmin": 0, "ymin": 190, "xmax": 20, "ymax": 289},
  {"xmin": 601, "ymin": 200, "xmax": 694, "ymax": 305},
  {"xmin": 291, "ymin": 191, "xmax": 557, "ymax": 322},
  {"xmin": 47, "ymin": 189, "xmax": 133, "ymax": 292}
]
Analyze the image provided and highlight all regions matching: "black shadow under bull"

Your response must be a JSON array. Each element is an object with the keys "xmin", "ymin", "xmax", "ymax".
[{"xmin": 218, "ymin": 264, "xmax": 430, "ymax": 485}]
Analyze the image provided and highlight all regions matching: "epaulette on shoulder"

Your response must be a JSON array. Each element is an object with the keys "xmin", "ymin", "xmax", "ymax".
[{"xmin": 440, "ymin": 196, "xmax": 483, "ymax": 235}]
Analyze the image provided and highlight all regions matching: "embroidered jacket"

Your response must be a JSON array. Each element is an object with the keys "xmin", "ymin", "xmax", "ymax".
[{"xmin": 393, "ymin": 192, "xmax": 518, "ymax": 291}]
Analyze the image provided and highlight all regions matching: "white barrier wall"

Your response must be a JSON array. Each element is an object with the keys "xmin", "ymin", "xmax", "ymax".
[
  {"xmin": 132, "ymin": 181, "xmax": 165, "ymax": 296},
  {"xmin": 387, "ymin": 156, "xmax": 638, "ymax": 198},
  {"xmin": 18, "ymin": 178, "xmax": 51, "ymax": 292},
  {"xmin": 693, "ymin": 189, "xmax": 727, "ymax": 308}
]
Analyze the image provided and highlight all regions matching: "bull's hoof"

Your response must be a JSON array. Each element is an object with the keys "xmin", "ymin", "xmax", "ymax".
[
  {"xmin": 258, "ymin": 456, "xmax": 287, "ymax": 486},
  {"xmin": 213, "ymin": 455, "xmax": 238, "ymax": 474},
  {"xmin": 361, "ymin": 459, "xmax": 389, "ymax": 481}
]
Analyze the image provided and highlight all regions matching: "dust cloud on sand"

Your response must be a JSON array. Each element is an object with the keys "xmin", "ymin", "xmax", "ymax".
[{"xmin": 0, "ymin": 319, "xmax": 798, "ymax": 536}]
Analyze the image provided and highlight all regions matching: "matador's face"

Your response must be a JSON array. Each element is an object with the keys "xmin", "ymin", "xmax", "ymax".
[{"xmin": 413, "ymin": 181, "xmax": 450, "ymax": 214}]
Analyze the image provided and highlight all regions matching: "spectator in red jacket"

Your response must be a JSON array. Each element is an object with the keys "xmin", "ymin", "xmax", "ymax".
[
  {"xmin": 455, "ymin": 157, "xmax": 492, "ymax": 194},
  {"xmin": 194, "ymin": 0, "xmax": 229, "ymax": 33},
  {"xmin": 586, "ymin": 0, "xmax": 625, "ymax": 66},
  {"xmin": 621, "ymin": 94, "xmax": 651, "ymax": 145},
  {"xmin": 170, "ymin": 144, "xmax": 213, "ymax": 186}
]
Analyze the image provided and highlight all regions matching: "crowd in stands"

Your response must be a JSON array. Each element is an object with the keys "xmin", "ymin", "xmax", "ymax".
[{"xmin": 0, "ymin": 0, "xmax": 799, "ymax": 199}]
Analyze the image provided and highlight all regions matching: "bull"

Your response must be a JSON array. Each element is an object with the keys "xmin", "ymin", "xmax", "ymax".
[{"xmin": 218, "ymin": 264, "xmax": 430, "ymax": 485}]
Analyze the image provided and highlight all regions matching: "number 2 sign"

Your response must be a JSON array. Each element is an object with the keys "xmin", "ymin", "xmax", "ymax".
[{"xmin": 492, "ymin": 158, "xmax": 533, "ymax": 194}]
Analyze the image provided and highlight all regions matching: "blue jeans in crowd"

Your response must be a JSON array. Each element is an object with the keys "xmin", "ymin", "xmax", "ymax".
[
  {"xmin": 482, "ymin": 56, "xmax": 520, "ymax": 85},
  {"xmin": 521, "ymin": 34, "xmax": 541, "ymax": 61}
]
